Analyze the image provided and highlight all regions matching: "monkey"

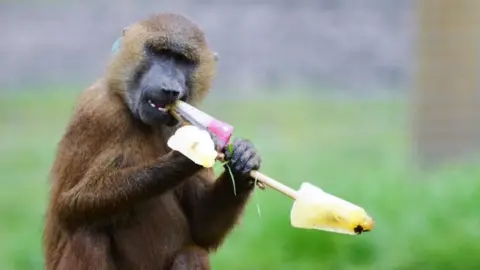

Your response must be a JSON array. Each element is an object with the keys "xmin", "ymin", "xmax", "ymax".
[{"xmin": 42, "ymin": 13, "xmax": 261, "ymax": 270}]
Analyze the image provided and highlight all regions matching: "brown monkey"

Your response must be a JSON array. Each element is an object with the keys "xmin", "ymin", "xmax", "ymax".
[{"xmin": 43, "ymin": 13, "xmax": 261, "ymax": 270}]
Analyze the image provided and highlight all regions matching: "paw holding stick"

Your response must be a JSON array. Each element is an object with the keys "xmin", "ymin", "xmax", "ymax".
[{"xmin": 220, "ymin": 138, "xmax": 262, "ymax": 190}]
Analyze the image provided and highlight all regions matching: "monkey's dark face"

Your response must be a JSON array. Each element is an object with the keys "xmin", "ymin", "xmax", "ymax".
[{"xmin": 127, "ymin": 45, "xmax": 196, "ymax": 127}]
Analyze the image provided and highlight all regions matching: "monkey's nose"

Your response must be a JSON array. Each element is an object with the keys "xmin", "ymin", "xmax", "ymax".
[{"xmin": 162, "ymin": 88, "xmax": 181, "ymax": 100}]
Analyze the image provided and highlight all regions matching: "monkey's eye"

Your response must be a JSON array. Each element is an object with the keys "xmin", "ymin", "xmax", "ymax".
[
  {"xmin": 162, "ymin": 49, "xmax": 194, "ymax": 65},
  {"xmin": 145, "ymin": 44, "xmax": 194, "ymax": 65},
  {"xmin": 175, "ymin": 52, "xmax": 193, "ymax": 64}
]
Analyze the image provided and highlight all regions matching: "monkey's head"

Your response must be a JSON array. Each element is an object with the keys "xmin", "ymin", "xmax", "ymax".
[{"xmin": 106, "ymin": 13, "xmax": 218, "ymax": 127}]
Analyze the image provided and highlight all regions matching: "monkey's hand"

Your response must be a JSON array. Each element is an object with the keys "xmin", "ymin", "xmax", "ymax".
[{"xmin": 222, "ymin": 138, "xmax": 261, "ymax": 190}]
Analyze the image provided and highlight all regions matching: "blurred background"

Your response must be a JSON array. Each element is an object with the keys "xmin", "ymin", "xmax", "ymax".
[{"xmin": 1, "ymin": 0, "xmax": 480, "ymax": 269}]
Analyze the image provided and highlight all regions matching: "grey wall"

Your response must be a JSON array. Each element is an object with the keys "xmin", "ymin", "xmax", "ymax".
[{"xmin": 0, "ymin": 0, "xmax": 415, "ymax": 95}]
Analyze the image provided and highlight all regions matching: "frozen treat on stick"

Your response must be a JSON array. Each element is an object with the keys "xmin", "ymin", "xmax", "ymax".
[{"xmin": 290, "ymin": 182, "xmax": 374, "ymax": 235}]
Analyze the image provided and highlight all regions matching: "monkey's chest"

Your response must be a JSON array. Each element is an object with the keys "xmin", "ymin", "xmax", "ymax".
[{"xmin": 112, "ymin": 193, "xmax": 191, "ymax": 267}]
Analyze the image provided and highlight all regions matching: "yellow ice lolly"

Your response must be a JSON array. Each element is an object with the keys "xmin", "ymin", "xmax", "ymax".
[
  {"xmin": 246, "ymin": 171, "xmax": 374, "ymax": 235},
  {"xmin": 290, "ymin": 182, "xmax": 374, "ymax": 235}
]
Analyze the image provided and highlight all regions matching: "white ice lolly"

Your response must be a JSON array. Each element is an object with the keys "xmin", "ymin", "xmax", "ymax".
[{"xmin": 167, "ymin": 125, "xmax": 218, "ymax": 168}]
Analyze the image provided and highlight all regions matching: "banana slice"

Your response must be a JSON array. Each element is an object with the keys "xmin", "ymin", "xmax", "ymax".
[{"xmin": 290, "ymin": 182, "xmax": 374, "ymax": 235}]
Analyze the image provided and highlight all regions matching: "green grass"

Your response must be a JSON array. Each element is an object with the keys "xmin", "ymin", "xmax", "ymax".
[{"xmin": 1, "ymin": 90, "xmax": 479, "ymax": 269}]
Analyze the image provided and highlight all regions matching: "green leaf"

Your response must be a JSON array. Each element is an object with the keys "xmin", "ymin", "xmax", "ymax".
[{"xmin": 227, "ymin": 143, "xmax": 234, "ymax": 156}]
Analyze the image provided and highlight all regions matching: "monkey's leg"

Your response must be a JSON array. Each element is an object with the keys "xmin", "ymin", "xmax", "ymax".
[{"xmin": 170, "ymin": 246, "xmax": 210, "ymax": 270}]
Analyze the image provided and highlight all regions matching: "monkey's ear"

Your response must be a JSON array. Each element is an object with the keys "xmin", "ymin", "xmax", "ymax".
[
  {"xmin": 111, "ymin": 37, "xmax": 122, "ymax": 53},
  {"xmin": 213, "ymin": 52, "xmax": 219, "ymax": 62},
  {"xmin": 111, "ymin": 26, "xmax": 129, "ymax": 53}
]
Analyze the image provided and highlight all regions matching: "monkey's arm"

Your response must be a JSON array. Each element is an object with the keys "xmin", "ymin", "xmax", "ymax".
[
  {"xmin": 55, "ymin": 149, "xmax": 202, "ymax": 228},
  {"xmin": 180, "ymin": 169, "xmax": 254, "ymax": 250}
]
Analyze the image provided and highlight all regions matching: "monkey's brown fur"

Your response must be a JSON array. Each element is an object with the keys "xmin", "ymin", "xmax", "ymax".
[{"xmin": 43, "ymin": 13, "xmax": 253, "ymax": 270}]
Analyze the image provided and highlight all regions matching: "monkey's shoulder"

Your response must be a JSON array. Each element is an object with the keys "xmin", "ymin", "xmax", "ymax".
[
  {"xmin": 54, "ymin": 85, "xmax": 135, "ymax": 164},
  {"xmin": 66, "ymin": 83, "xmax": 129, "ymax": 131}
]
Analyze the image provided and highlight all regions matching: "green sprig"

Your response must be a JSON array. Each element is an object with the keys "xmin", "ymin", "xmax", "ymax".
[
  {"xmin": 222, "ymin": 142, "xmax": 237, "ymax": 195},
  {"xmin": 227, "ymin": 143, "xmax": 234, "ymax": 156},
  {"xmin": 224, "ymin": 163, "xmax": 237, "ymax": 196},
  {"xmin": 254, "ymin": 173, "xmax": 262, "ymax": 218},
  {"xmin": 223, "ymin": 139, "xmax": 262, "ymax": 215}
]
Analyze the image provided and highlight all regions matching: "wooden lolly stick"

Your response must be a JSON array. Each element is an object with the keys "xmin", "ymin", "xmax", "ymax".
[
  {"xmin": 217, "ymin": 153, "xmax": 297, "ymax": 200},
  {"xmin": 249, "ymin": 171, "xmax": 298, "ymax": 200}
]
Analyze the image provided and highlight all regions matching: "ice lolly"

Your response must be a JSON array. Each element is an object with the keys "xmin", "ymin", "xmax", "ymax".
[
  {"xmin": 290, "ymin": 182, "xmax": 374, "ymax": 235},
  {"xmin": 172, "ymin": 101, "xmax": 234, "ymax": 150}
]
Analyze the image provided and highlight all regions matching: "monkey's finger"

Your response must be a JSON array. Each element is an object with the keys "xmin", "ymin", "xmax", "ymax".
[
  {"xmin": 231, "ymin": 137, "xmax": 242, "ymax": 147},
  {"xmin": 256, "ymin": 181, "xmax": 266, "ymax": 190},
  {"xmin": 242, "ymin": 152, "xmax": 260, "ymax": 174},
  {"xmin": 242, "ymin": 139, "xmax": 254, "ymax": 148},
  {"xmin": 246, "ymin": 156, "xmax": 261, "ymax": 171},
  {"xmin": 231, "ymin": 143, "xmax": 249, "ymax": 165},
  {"xmin": 232, "ymin": 138, "xmax": 253, "ymax": 152},
  {"xmin": 234, "ymin": 149, "xmax": 256, "ymax": 173}
]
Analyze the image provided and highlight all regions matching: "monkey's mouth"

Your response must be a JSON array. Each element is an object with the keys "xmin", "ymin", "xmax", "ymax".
[
  {"xmin": 146, "ymin": 95, "xmax": 188, "ymax": 112},
  {"xmin": 140, "ymin": 98, "xmax": 179, "ymax": 126},
  {"xmin": 147, "ymin": 99, "xmax": 169, "ymax": 113}
]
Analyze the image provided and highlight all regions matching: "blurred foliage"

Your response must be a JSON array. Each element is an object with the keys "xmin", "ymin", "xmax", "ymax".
[{"xmin": 0, "ymin": 90, "xmax": 479, "ymax": 270}]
